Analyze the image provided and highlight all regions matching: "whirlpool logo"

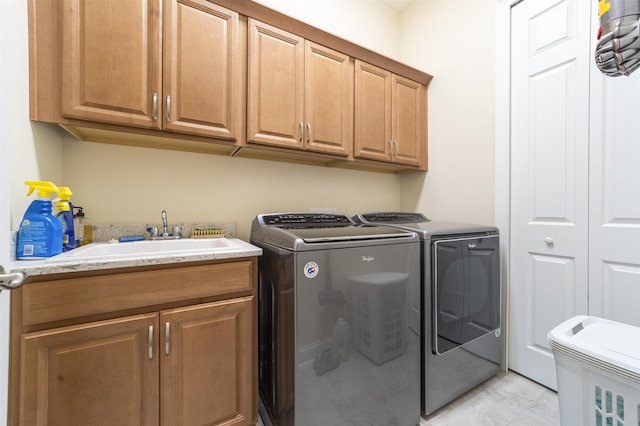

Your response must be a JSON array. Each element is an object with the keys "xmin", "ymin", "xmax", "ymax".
[{"xmin": 361, "ymin": 256, "xmax": 375, "ymax": 263}]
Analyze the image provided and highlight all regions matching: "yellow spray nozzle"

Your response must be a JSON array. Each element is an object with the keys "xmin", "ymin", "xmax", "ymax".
[
  {"xmin": 54, "ymin": 187, "xmax": 73, "ymax": 212},
  {"xmin": 57, "ymin": 186, "xmax": 73, "ymax": 200},
  {"xmin": 25, "ymin": 181, "xmax": 59, "ymax": 198}
]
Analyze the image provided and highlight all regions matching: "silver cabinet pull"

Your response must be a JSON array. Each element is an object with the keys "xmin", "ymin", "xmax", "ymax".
[
  {"xmin": 307, "ymin": 123, "xmax": 311, "ymax": 143},
  {"xmin": 165, "ymin": 322, "xmax": 170, "ymax": 355},
  {"xmin": 388, "ymin": 140, "xmax": 394, "ymax": 160},
  {"xmin": 392, "ymin": 140, "xmax": 398, "ymax": 158},
  {"xmin": 166, "ymin": 95, "xmax": 171, "ymax": 122},
  {"xmin": 299, "ymin": 122, "xmax": 303, "ymax": 143},
  {"xmin": 148, "ymin": 325, "xmax": 154, "ymax": 360},
  {"xmin": 152, "ymin": 93, "xmax": 158, "ymax": 121}
]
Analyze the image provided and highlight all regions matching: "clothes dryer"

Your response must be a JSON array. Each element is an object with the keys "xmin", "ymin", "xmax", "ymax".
[{"xmin": 352, "ymin": 212, "xmax": 502, "ymax": 416}]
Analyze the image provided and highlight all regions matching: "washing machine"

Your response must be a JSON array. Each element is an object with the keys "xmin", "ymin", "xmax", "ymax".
[
  {"xmin": 250, "ymin": 212, "xmax": 421, "ymax": 426},
  {"xmin": 352, "ymin": 212, "xmax": 502, "ymax": 416}
]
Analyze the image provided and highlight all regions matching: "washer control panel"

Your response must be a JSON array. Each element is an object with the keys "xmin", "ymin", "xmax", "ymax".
[{"xmin": 258, "ymin": 213, "xmax": 353, "ymax": 228}]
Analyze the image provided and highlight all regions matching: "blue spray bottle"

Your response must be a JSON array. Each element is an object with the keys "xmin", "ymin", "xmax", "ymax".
[
  {"xmin": 54, "ymin": 186, "xmax": 76, "ymax": 252},
  {"xmin": 16, "ymin": 181, "xmax": 63, "ymax": 259}
]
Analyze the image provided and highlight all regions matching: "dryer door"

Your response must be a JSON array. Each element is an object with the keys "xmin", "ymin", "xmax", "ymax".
[{"xmin": 433, "ymin": 234, "xmax": 500, "ymax": 354}]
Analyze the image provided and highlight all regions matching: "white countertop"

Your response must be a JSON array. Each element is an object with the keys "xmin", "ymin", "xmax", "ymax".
[{"xmin": 10, "ymin": 238, "xmax": 262, "ymax": 277}]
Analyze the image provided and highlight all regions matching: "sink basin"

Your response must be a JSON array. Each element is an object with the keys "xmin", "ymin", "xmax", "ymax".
[{"xmin": 45, "ymin": 238, "xmax": 244, "ymax": 263}]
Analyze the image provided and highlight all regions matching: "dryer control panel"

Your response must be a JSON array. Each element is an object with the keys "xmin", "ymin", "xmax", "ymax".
[{"xmin": 355, "ymin": 212, "xmax": 430, "ymax": 224}]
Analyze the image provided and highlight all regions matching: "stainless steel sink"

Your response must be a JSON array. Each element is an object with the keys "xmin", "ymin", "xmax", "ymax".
[{"xmin": 45, "ymin": 238, "xmax": 244, "ymax": 263}]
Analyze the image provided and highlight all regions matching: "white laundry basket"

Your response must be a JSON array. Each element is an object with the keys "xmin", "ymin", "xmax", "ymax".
[{"xmin": 548, "ymin": 315, "xmax": 640, "ymax": 426}]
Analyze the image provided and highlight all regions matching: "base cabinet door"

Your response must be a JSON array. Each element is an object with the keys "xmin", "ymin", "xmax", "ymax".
[
  {"xmin": 161, "ymin": 296, "xmax": 255, "ymax": 426},
  {"xmin": 19, "ymin": 314, "xmax": 160, "ymax": 426}
]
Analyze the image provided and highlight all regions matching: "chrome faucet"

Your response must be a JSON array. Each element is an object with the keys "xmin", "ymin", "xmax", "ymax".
[
  {"xmin": 147, "ymin": 210, "xmax": 181, "ymax": 240},
  {"xmin": 161, "ymin": 210, "xmax": 169, "ymax": 237}
]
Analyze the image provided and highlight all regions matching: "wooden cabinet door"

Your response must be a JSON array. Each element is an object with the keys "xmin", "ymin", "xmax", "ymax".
[
  {"xmin": 355, "ymin": 60, "xmax": 426, "ymax": 168},
  {"xmin": 60, "ymin": 0, "xmax": 162, "ymax": 128},
  {"xmin": 163, "ymin": 0, "xmax": 240, "ymax": 140},
  {"xmin": 304, "ymin": 42, "xmax": 352, "ymax": 156},
  {"xmin": 19, "ymin": 314, "xmax": 159, "ymax": 426},
  {"xmin": 354, "ymin": 60, "xmax": 392, "ymax": 162},
  {"xmin": 161, "ymin": 296, "xmax": 255, "ymax": 426},
  {"xmin": 391, "ymin": 75, "xmax": 424, "ymax": 167},
  {"xmin": 248, "ymin": 19, "xmax": 305, "ymax": 149}
]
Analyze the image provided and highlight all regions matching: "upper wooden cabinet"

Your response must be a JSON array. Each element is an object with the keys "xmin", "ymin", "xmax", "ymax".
[
  {"xmin": 58, "ymin": 0, "xmax": 241, "ymax": 140},
  {"xmin": 163, "ymin": 0, "xmax": 241, "ymax": 139},
  {"xmin": 60, "ymin": 0, "xmax": 162, "ymax": 129},
  {"xmin": 354, "ymin": 60, "xmax": 426, "ymax": 167},
  {"xmin": 247, "ymin": 19, "xmax": 352, "ymax": 157},
  {"xmin": 30, "ymin": 0, "xmax": 431, "ymax": 172}
]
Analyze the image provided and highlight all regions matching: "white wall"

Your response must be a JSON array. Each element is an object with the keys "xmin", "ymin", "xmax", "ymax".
[
  {"xmin": 61, "ymin": 141, "xmax": 402, "ymax": 240},
  {"xmin": 2, "ymin": 1, "xmax": 65, "ymax": 422},
  {"xmin": 255, "ymin": 0, "xmax": 402, "ymax": 59},
  {"xmin": 8, "ymin": 1, "xmax": 65, "ymax": 233},
  {"xmin": 399, "ymin": 0, "xmax": 496, "ymax": 225}
]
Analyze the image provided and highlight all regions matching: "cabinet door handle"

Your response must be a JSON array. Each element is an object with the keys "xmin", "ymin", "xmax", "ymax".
[
  {"xmin": 165, "ymin": 322, "xmax": 170, "ymax": 355},
  {"xmin": 393, "ymin": 140, "xmax": 398, "ymax": 158},
  {"xmin": 166, "ymin": 95, "xmax": 171, "ymax": 122},
  {"xmin": 299, "ymin": 122, "xmax": 303, "ymax": 143},
  {"xmin": 307, "ymin": 123, "xmax": 311, "ymax": 143},
  {"xmin": 148, "ymin": 325, "xmax": 154, "ymax": 360},
  {"xmin": 152, "ymin": 93, "xmax": 158, "ymax": 121},
  {"xmin": 388, "ymin": 140, "xmax": 394, "ymax": 160}
]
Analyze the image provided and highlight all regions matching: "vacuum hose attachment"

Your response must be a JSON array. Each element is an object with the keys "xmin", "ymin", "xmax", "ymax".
[{"xmin": 595, "ymin": 0, "xmax": 640, "ymax": 76}]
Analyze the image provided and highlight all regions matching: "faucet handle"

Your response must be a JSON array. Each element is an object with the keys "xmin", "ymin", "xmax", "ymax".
[
  {"xmin": 146, "ymin": 226, "xmax": 159, "ymax": 238},
  {"xmin": 173, "ymin": 226, "xmax": 182, "ymax": 238}
]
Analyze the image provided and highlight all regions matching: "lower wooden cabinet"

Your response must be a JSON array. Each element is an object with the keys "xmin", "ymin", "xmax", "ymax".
[
  {"xmin": 10, "ymin": 259, "xmax": 258, "ymax": 426},
  {"xmin": 20, "ymin": 314, "xmax": 160, "ymax": 426},
  {"xmin": 161, "ymin": 297, "xmax": 254, "ymax": 426},
  {"xmin": 18, "ymin": 297, "xmax": 254, "ymax": 426}
]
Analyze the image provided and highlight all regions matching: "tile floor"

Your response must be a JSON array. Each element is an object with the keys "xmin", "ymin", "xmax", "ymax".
[
  {"xmin": 258, "ymin": 370, "xmax": 560, "ymax": 426},
  {"xmin": 421, "ymin": 371, "xmax": 560, "ymax": 425}
]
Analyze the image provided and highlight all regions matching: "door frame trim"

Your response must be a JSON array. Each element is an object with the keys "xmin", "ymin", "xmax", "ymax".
[{"xmin": 495, "ymin": 0, "xmax": 521, "ymax": 370}]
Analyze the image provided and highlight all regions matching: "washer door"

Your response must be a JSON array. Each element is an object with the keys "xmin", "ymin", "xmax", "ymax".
[{"xmin": 433, "ymin": 234, "xmax": 500, "ymax": 354}]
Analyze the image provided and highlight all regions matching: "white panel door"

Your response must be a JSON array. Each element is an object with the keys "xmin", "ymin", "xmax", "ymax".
[
  {"xmin": 510, "ymin": 0, "xmax": 591, "ymax": 389},
  {"xmin": 589, "ymin": 50, "xmax": 640, "ymax": 326}
]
